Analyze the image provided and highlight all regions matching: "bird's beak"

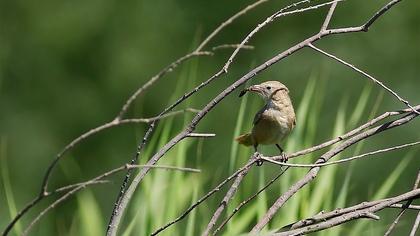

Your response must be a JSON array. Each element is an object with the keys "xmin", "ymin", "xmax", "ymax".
[
  {"xmin": 239, "ymin": 88, "xmax": 248, "ymax": 97},
  {"xmin": 239, "ymin": 85, "xmax": 263, "ymax": 97},
  {"xmin": 248, "ymin": 85, "xmax": 263, "ymax": 93}
]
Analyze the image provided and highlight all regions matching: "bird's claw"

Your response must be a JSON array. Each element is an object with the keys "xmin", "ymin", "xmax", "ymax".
[
  {"xmin": 253, "ymin": 152, "xmax": 264, "ymax": 166},
  {"xmin": 278, "ymin": 152, "xmax": 288, "ymax": 163}
]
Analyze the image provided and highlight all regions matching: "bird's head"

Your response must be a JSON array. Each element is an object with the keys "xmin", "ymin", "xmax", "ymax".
[{"xmin": 239, "ymin": 81, "xmax": 289, "ymax": 102}]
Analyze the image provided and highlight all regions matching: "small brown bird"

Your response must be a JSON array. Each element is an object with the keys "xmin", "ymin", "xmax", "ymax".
[{"xmin": 236, "ymin": 81, "xmax": 296, "ymax": 162}]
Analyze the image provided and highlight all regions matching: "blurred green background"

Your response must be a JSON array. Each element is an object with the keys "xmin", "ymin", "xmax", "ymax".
[{"xmin": 1, "ymin": 0, "xmax": 419, "ymax": 235}]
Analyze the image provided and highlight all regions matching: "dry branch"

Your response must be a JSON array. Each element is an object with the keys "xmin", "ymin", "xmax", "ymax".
[
  {"xmin": 262, "ymin": 140, "xmax": 420, "ymax": 168},
  {"xmin": 202, "ymin": 156, "xmax": 256, "ymax": 236},
  {"xmin": 2, "ymin": 108, "xmax": 199, "ymax": 236},
  {"xmin": 151, "ymin": 160, "xmax": 257, "ymax": 235},
  {"xmin": 307, "ymin": 43, "xmax": 420, "ymax": 115},
  {"xmin": 21, "ymin": 164, "xmax": 199, "ymax": 236},
  {"xmin": 278, "ymin": 107, "xmax": 414, "ymax": 161},
  {"xmin": 390, "ymin": 204, "xmax": 420, "ymax": 211},
  {"xmin": 410, "ymin": 212, "xmax": 420, "ymax": 236},
  {"xmin": 385, "ymin": 171, "xmax": 420, "ymax": 236},
  {"xmin": 274, "ymin": 188, "xmax": 420, "ymax": 236},
  {"xmin": 213, "ymin": 167, "xmax": 290, "ymax": 235}
]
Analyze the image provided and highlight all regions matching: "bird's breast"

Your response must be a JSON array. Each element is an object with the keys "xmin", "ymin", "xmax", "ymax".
[{"xmin": 252, "ymin": 108, "xmax": 292, "ymax": 145}]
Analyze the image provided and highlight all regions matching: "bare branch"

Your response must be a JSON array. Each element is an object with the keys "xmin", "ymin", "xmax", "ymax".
[
  {"xmin": 116, "ymin": 52, "xmax": 212, "ymax": 120},
  {"xmin": 282, "ymin": 171, "xmax": 420, "ymax": 233},
  {"xmin": 390, "ymin": 204, "xmax": 420, "ymax": 211},
  {"xmin": 276, "ymin": 107, "xmax": 414, "ymax": 161},
  {"xmin": 410, "ymin": 212, "xmax": 420, "ymax": 236},
  {"xmin": 41, "ymin": 109, "xmax": 198, "ymax": 193},
  {"xmin": 53, "ymin": 180, "xmax": 110, "ymax": 193},
  {"xmin": 363, "ymin": 0, "xmax": 403, "ymax": 31},
  {"xmin": 275, "ymin": 189, "xmax": 420, "ymax": 236},
  {"xmin": 202, "ymin": 156, "xmax": 256, "ymax": 236},
  {"xmin": 320, "ymin": 2, "xmax": 338, "ymax": 32},
  {"xmin": 223, "ymin": 0, "xmax": 340, "ymax": 71},
  {"xmin": 126, "ymin": 164, "xmax": 201, "ymax": 173},
  {"xmin": 213, "ymin": 167, "xmax": 290, "ymax": 235},
  {"xmin": 263, "ymin": 140, "xmax": 420, "ymax": 168},
  {"xmin": 2, "ymin": 108, "xmax": 199, "ymax": 236},
  {"xmin": 307, "ymin": 43, "xmax": 419, "ymax": 115},
  {"xmin": 21, "ymin": 164, "xmax": 199, "ymax": 236},
  {"xmin": 151, "ymin": 160, "xmax": 257, "ymax": 235},
  {"xmin": 385, "ymin": 171, "xmax": 420, "ymax": 236},
  {"xmin": 212, "ymin": 44, "xmax": 254, "ymax": 51},
  {"xmin": 195, "ymin": 0, "xmax": 272, "ymax": 52},
  {"xmin": 186, "ymin": 133, "xmax": 216, "ymax": 138}
]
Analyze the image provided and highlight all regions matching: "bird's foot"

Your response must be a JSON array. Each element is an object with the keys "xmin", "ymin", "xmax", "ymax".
[
  {"xmin": 278, "ymin": 152, "xmax": 288, "ymax": 163},
  {"xmin": 253, "ymin": 152, "xmax": 264, "ymax": 166}
]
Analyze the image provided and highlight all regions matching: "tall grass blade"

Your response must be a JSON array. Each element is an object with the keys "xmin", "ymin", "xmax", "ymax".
[
  {"xmin": 349, "ymin": 154, "xmax": 412, "ymax": 235},
  {"xmin": 0, "ymin": 137, "xmax": 23, "ymax": 235}
]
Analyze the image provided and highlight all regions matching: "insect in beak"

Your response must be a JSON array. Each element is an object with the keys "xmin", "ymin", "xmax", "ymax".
[{"xmin": 239, "ymin": 88, "xmax": 248, "ymax": 97}]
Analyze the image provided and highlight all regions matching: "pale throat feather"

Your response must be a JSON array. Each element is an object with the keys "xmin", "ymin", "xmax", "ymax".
[{"xmin": 269, "ymin": 94, "xmax": 296, "ymax": 130}]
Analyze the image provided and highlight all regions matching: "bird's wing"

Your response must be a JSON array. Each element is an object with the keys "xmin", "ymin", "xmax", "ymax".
[
  {"xmin": 253, "ymin": 106, "xmax": 266, "ymax": 125},
  {"xmin": 287, "ymin": 116, "xmax": 296, "ymax": 130}
]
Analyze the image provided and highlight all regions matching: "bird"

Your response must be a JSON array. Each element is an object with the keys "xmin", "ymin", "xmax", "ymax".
[{"xmin": 236, "ymin": 81, "xmax": 296, "ymax": 163}]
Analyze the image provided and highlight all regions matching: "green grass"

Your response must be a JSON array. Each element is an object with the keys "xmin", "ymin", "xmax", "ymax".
[{"xmin": 1, "ymin": 137, "xmax": 23, "ymax": 235}]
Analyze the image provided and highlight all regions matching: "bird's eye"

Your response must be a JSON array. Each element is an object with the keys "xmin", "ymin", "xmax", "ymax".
[{"xmin": 266, "ymin": 86, "xmax": 271, "ymax": 90}]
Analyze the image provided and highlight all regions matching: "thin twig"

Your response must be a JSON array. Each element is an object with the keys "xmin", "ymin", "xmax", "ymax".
[
  {"xmin": 385, "ymin": 171, "xmax": 420, "ymax": 236},
  {"xmin": 390, "ymin": 204, "xmax": 420, "ymax": 211},
  {"xmin": 41, "ymin": 108, "xmax": 198, "ymax": 192},
  {"xmin": 280, "ymin": 107, "xmax": 413, "ymax": 161},
  {"xmin": 107, "ymin": 1, "xmax": 297, "ymax": 232},
  {"xmin": 53, "ymin": 180, "xmax": 110, "ymax": 193},
  {"xmin": 212, "ymin": 44, "xmax": 254, "ymax": 51},
  {"xmin": 186, "ymin": 133, "xmax": 216, "ymax": 138},
  {"xmin": 21, "ymin": 164, "xmax": 199, "ymax": 236},
  {"xmin": 410, "ymin": 212, "xmax": 420, "ymax": 236},
  {"xmin": 263, "ymin": 141, "xmax": 420, "ymax": 168},
  {"xmin": 286, "ymin": 201, "xmax": 420, "ymax": 231},
  {"xmin": 282, "ymin": 171, "xmax": 420, "ymax": 233},
  {"xmin": 274, "ymin": 189, "xmax": 420, "ymax": 236},
  {"xmin": 363, "ymin": 0, "xmax": 403, "ymax": 31},
  {"xmin": 150, "ymin": 159, "xmax": 257, "ymax": 235},
  {"xmin": 2, "ymin": 109, "xmax": 198, "ymax": 236},
  {"xmin": 320, "ymin": 1, "xmax": 338, "ymax": 32},
  {"xmin": 195, "ymin": 0, "xmax": 273, "ymax": 52},
  {"xmin": 126, "ymin": 164, "xmax": 201, "ymax": 173},
  {"xmin": 213, "ymin": 167, "xmax": 290, "ymax": 235},
  {"xmin": 223, "ymin": 0, "xmax": 337, "ymax": 71},
  {"xmin": 307, "ymin": 43, "xmax": 419, "ymax": 115},
  {"xmin": 116, "ymin": 52, "xmax": 212, "ymax": 120},
  {"xmin": 287, "ymin": 200, "xmax": 386, "ymax": 230},
  {"xmin": 202, "ymin": 156, "xmax": 256, "ymax": 236}
]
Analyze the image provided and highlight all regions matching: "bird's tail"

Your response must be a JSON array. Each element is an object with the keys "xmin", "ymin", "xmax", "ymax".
[{"xmin": 235, "ymin": 133, "xmax": 253, "ymax": 146}]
